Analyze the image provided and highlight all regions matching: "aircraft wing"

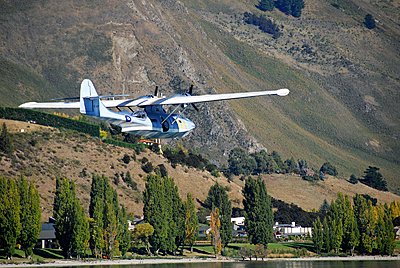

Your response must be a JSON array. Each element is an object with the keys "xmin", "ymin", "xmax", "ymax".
[
  {"xmin": 19, "ymin": 89, "xmax": 289, "ymax": 109},
  {"xmin": 19, "ymin": 97, "xmax": 152, "ymax": 109},
  {"xmin": 137, "ymin": 88, "xmax": 290, "ymax": 106}
]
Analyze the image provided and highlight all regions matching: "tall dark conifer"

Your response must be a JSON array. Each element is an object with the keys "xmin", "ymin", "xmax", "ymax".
[{"xmin": 242, "ymin": 177, "xmax": 273, "ymax": 245}]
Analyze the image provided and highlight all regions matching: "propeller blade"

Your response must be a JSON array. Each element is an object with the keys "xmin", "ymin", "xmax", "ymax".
[
  {"xmin": 191, "ymin": 103, "xmax": 199, "ymax": 112},
  {"xmin": 154, "ymin": 86, "xmax": 159, "ymax": 97}
]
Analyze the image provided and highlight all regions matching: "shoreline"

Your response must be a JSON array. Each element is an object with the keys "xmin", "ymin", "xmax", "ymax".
[{"xmin": 1, "ymin": 256, "xmax": 400, "ymax": 267}]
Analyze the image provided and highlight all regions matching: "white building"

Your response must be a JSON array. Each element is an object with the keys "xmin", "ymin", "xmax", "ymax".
[{"xmin": 273, "ymin": 221, "xmax": 312, "ymax": 238}]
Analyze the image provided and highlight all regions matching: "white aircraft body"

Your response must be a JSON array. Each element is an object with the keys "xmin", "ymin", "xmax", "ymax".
[{"xmin": 19, "ymin": 79, "xmax": 289, "ymax": 139}]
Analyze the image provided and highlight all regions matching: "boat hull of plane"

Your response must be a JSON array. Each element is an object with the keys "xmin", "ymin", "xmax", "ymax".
[{"xmin": 126, "ymin": 129, "xmax": 192, "ymax": 139}]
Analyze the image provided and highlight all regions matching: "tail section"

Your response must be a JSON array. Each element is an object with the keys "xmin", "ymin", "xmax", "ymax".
[
  {"xmin": 80, "ymin": 79, "xmax": 100, "ymax": 116},
  {"xmin": 79, "ymin": 79, "xmax": 123, "ymax": 120}
]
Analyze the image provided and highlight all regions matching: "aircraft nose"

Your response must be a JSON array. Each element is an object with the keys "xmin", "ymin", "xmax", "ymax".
[{"xmin": 187, "ymin": 120, "xmax": 195, "ymax": 131}]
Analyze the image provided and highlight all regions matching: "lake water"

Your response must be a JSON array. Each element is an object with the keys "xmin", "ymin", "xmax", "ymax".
[{"xmin": 61, "ymin": 261, "xmax": 400, "ymax": 268}]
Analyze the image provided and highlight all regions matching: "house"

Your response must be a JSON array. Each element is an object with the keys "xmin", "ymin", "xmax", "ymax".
[
  {"xmin": 231, "ymin": 216, "xmax": 245, "ymax": 231},
  {"xmin": 273, "ymin": 221, "xmax": 312, "ymax": 238},
  {"xmin": 38, "ymin": 219, "xmax": 56, "ymax": 248}
]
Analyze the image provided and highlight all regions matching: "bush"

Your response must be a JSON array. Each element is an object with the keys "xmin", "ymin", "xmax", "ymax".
[
  {"xmin": 319, "ymin": 162, "xmax": 338, "ymax": 176},
  {"xmin": 244, "ymin": 12, "xmax": 282, "ymax": 39},
  {"xmin": 157, "ymin": 164, "xmax": 168, "ymax": 177},
  {"xmin": 348, "ymin": 174, "xmax": 358, "ymax": 184},
  {"xmin": 122, "ymin": 154, "xmax": 131, "ymax": 164},
  {"xmin": 141, "ymin": 162, "xmax": 153, "ymax": 173},
  {"xmin": 364, "ymin": 14, "xmax": 376, "ymax": 29}
]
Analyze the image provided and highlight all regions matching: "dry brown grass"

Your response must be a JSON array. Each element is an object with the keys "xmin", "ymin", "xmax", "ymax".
[{"xmin": 1, "ymin": 119, "xmax": 398, "ymax": 222}]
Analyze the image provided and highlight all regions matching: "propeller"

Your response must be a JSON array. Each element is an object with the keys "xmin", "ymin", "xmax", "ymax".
[{"xmin": 183, "ymin": 84, "xmax": 199, "ymax": 112}]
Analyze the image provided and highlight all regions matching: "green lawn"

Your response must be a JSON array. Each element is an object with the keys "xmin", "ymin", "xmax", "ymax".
[{"xmin": 193, "ymin": 241, "xmax": 314, "ymax": 256}]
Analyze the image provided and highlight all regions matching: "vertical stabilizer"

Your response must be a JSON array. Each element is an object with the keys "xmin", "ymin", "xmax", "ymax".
[{"xmin": 80, "ymin": 79, "xmax": 100, "ymax": 116}]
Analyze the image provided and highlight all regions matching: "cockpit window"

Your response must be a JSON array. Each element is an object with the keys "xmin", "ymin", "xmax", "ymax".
[{"xmin": 133, "ymin": 110, "xmax": 147, "ymax": 119}]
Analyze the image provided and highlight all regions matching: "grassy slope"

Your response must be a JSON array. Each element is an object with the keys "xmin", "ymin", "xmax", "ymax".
[
  {"xmin": 0, "ymin": 57, "xmax": 60, "ymax": 105},
  {"xmin": 172, "ymin": 1, "xmax": 399, "ymax": 190},
  {"xmin": 191, "ymin": 16, "xmax": 399, "ymax": 189},
  {"xmin": 1, "ymin": 119, "xmax": 399, "ymax": 221}
]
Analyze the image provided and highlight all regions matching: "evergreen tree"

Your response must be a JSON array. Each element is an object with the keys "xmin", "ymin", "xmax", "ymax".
[
  {"xmin": 205, "ymin": 183, "xmax": 232, "ymax": 248},
  {"xmin": 312, "ymin": 217, "xmax": 324, "ymax": 254},
  {"xmin": 360, "ymin": 166, "xmax": 388, "ymax": 191},
  {"xmin": 364, "ymin": 14, "xmax": 376, "ymax": 29},
  {"xmin": 242, "ymin": 177, "xmax": 273, "ymax": 245},
  {"xmin": 257, "ymin": 0, "xmax": 274, "ymax": 11},
  {"xmin": 275, "ymin": 0, "xmax": 305, "ymax": 17},
  {"xmin": 18, "ymin": 177, "xmax": 41, "ymax": 258},
  {"xmin": 0, "ymin": 177, "xmax": 21, "ymax": 258},
  {"xmin": 0, "ymin": 123, "xmax": 13, "ymax": 154},
  {"xmin": 184, "ymin": 193, "xmax": 198, "ymax": 252}
]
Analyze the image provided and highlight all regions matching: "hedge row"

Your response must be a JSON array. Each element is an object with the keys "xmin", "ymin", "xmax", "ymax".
[
  {"xmin": 103, "ymin": 138, "xmax": 146, "ymax": 154},
  {"xmin": 0, "ymin": 107, "xmax": 100, "ymax": 137}
]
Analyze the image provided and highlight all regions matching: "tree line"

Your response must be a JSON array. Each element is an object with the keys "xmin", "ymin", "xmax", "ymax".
[
  {"xmin": 0, "ymin": 177, "xmax": 41, "ymax": 259},
  {"xmin": 53, "ymin": 175, "xmax": 130, "ymax": 259},
  {"xmin": 312, "ymin": 193, "xmax": 397, "ymax": 255}
]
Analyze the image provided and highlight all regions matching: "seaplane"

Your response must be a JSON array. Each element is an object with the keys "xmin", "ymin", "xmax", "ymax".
[{"xmin": 19, "ymin": 79, "xmax": 289, "ymax": 139}]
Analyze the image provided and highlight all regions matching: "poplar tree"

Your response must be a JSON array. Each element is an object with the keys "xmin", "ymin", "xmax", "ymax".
[
  {"xmin": 205, "ymin": 183, "xmax": 232, "ymax": 248},
  {"xmin": 143, "ymin": 174, "xmax": 169, "ymax": 254},
  {"xmin": 89, "ymin": 175, "xmax": 105, "ymax": 258},
  {"xmin": 54, "ymin": 178, "xmax": 88, "ymax": 258},
  {"xmin": 184, "ymin": 193, "xmax": 198, "ymax": 252},
  {"xmin": 103, "ymin": 183, "xmax": 119, "ymax": 258},
  {"xmin": 71, "ymin": 199, "xmax": 90, "ymax": 259},
  {"xmin": 118, "ymin": 206, "xmax": 131, "ymax": 256},
  {"xmin": 18, "ymin": 177, "xmax": 41, "ymax": 259},
  {"xmin": 242, "ymin": 177, "xmax": 273, "ymax": 246},
  {"xmin": 0, "ymin": 177, "xmax": 21, "ymax": 258},
  {"xmin": 210, "ymin": 207, "xmax": 222, "ymax": 256},
  {"xmin": 53, "ymin": 178, "xmax": 75, "ymax": 258},
  {"xmin": 353, "ymin": 194, "xmax": 376, "ymax": 254},
  {"xmin": 323, "ymin": 217, "xmax": 332, "ymax": 252},
  {"xmin": 167, "ymin": 177, "xmax": 185, "ymax": 253},
  {"xmin": 312, "ymin": 217, "xmax": 323, "ymax": 254}
]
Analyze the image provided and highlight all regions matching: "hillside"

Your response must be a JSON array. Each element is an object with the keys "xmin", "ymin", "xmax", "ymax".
[
  {"xmin": 0, "ymin": 0, "xmax": 399, "ymax": 191},
  {"xmin": 1, "ymin": 119, "xmax": 398, "ymax": 221}
]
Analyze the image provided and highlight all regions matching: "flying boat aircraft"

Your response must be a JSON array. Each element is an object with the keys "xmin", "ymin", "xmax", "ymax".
[{"xmin": 19, "ymin": 79, "xmax": 289, "ymax": 139}]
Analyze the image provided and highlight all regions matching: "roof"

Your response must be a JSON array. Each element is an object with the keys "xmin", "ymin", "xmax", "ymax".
[{"xmin": 39, "ymin": 223, "xmax": 56, "ymax": 240}]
